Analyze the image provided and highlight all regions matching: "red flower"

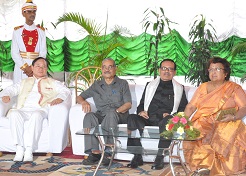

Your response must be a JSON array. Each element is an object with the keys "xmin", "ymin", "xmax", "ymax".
[
  {"xmin": 184, "ymin": 125, "xmax": 190, "ymax": 129},
  {"xmin": 168, "ymin": 123, "xmax": 174, "ymax": 130}
]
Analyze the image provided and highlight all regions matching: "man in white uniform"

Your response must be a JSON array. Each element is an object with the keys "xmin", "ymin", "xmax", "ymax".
[
  {"xmin": 11, "ymin": 0, "xmax": 47, "ymax": 83},
  {"xmin": 0, "ymin": 57, "xmax": 70, "ymax": 162}
]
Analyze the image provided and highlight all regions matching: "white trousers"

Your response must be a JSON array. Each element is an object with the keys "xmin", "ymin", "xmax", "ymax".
[{"xmin": 9, "ymin": 108, "xmax": 48, "ymax": 150}]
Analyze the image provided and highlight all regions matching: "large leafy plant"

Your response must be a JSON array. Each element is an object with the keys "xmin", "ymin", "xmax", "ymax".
[
  {"xmin": 53, "ymin": 12, "xmax": 132, "ymax": 85},
  {"xmin": 54, "ymin": 12, "xmax": 131, "ymax": 68},
  {"xmin": 142, "ymin": 7, "xmax": 176, "ymax": 78},
  {"xmin": 186, "ymin": 14, "xmax": 217, "ymax": 86}
]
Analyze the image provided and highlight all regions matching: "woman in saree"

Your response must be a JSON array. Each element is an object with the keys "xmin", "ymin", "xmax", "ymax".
[{"xmin": 183, "ymin": 57, "xmax": 246, "ymax": 175}]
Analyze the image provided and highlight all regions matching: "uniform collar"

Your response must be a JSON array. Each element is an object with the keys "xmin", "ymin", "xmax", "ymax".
[{"xmin": 24, "ymin": 23, "xmax": 36, "ymax": 30}]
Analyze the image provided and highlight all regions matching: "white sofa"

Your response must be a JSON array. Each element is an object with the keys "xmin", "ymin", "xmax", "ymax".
[
  {"xmin": 69, "ymin": 83, "xmax": 198, "ymax": 161},
  {"xmin": 0, "ymin": 93, "xmax": 72, "ymax": 154},
  {"xmin": 69, "ymin": 82, "xmax": 246, "ymax": 162}
]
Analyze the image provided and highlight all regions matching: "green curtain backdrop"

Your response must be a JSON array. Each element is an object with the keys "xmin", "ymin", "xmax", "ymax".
[{"xmin": 1, "ymin": 30, "xmax": 246, "ymax": 78}]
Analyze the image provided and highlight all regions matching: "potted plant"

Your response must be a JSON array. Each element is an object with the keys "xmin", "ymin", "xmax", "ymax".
[
  {"xmin": 185, "ymin": 14, "xmax": 217, "ymax": 86},
  {"xmin": 142, "ymin": 7, "xmax": 176, "ymax": 78}
]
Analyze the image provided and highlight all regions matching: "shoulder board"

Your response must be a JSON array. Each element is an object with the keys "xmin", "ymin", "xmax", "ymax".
[
  {"xmin": 36, "ymin": 24, "xmax": 45, "ymax": 31},
  {"xmin": 14, "ymin": 25, "xmax": 24, "ymax": 30}
]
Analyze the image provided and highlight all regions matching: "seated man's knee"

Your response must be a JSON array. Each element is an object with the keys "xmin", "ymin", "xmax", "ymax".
[
  {"xmin": 83, "ymin": 112, "xmax": 98, "ymax": 128},
  {"xmin": 105, "ymin": 110, "xmax": 117, "ymax": 117},
  {"xmin": 8, "ymin": 109, "xmax": 21, "ymax": 119},
  {"xmin": 127, "ymin": 114, "xmax": 139, "ymax": 124},
  {"xmin": 84, "ymin": 112, "xmax": 95, "ymax": 119}
]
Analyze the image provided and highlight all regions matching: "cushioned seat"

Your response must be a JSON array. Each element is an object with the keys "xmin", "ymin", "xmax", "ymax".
[{"xmin": 0, "ymin": 93, "xmax": 72, "ymax": 154}]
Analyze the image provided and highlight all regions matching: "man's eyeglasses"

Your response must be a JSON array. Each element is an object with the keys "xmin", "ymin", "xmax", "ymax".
[
  {"xmin": 102, "ymin": 65, "xmax": 115, "ymax": 70},
  {"xmin": 160, "ymin": 67, "xmax": 175, "ymax": 72},
  {"xmin": 208, "ymin": 68, "xmax": 225, "ymax": 72}
]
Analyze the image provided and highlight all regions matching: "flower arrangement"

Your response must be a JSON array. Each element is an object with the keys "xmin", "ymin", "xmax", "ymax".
[{"xmin": 160, "ymin": 112, "xmax": 200, "ymax": 139}]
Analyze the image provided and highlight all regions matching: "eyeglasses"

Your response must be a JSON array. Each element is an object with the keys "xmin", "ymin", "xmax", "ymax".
[
  {"xmin": 160, "ymin": 67, "xmax": 175, "ymax": 72},
  {"xmin": 102, "ymin": 65, "xmax": 115, "ymax": 70},
  {"xmin": 208, "ymin": 68, "xmax": 225, "ymax": 72}
]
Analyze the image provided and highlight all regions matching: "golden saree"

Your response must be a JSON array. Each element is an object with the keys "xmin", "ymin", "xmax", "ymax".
[{"xmin": 183, "ymin": 81, "xmax": 246, "ymax": 175}]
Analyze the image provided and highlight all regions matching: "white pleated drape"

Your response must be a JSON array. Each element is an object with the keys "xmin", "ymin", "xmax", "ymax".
[{"xmin": 0, "ymin": 0, "xmax": 246, "ymax": 42}]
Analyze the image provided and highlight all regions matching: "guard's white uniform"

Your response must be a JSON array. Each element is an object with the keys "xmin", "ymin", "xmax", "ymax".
[
  {"xmin": 1, "ymin": 77, "xmax": 70, "ymax": 150},
  {"xmin": 11, "ymin": 23, "xmax": 47, "ymax": 83}
]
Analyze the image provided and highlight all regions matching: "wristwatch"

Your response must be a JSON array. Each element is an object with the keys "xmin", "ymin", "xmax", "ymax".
[{"xmin": 116, "ymin": 109, "xmax": 119, "ymax": 113}]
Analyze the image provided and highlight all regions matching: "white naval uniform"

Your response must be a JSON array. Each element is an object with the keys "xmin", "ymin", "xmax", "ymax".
[
  {"xmin": 0, "ymin": 77, "xmax": 70, "ymax": 150},
  {"xmin": 11, "ymin": 23, "xmax": 47, "ymax": 84}
]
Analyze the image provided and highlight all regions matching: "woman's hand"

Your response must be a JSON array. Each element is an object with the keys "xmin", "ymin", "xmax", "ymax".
[
  {"xmin": 220, "ymin": 114, "xmax": 236, "ymax": 122},
  {"xmin": 138, "ymin": 111, "xmax": 149, "ymax": 119}
]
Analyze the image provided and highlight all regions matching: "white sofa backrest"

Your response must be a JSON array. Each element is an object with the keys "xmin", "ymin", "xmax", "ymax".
[
  {"xmin": 129, "ymin": 84, "xmax": 145, "ymax": 114},
  {"xmin": 128, "ymin": 84, "xmax": 197, "ymax": 114}
]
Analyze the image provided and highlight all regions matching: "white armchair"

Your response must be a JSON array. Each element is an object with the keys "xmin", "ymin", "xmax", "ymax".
[{"xmin": 0, "ymin": 93, "xmax": 72, "ymax": 154}]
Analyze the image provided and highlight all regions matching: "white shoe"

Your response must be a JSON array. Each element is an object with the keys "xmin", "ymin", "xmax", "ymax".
[
  {"xmin": 23, "ymin": 151, "xmax": 33, "ymax": 162},
  {"xmin": 13, "ymin": 149, "xmax": 24, "ymax": 162}
]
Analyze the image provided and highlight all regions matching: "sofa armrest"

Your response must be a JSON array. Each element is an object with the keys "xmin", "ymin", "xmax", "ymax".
[
  {"xmin": 69, "ymin": 97, "xmax": 96, "ymax": 155},
  {"xmin": 48, "ymin": 94, "xmax": 72, "ymax": 153},
  {"xmin": 0, "ymin": 97, "xmax": 16, "ymax": 117}
]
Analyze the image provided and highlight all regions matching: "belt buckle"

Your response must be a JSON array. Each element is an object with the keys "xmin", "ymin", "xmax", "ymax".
[{"xmin": 26, "ymin": 52, "xmax": 30, "ymax": 59}]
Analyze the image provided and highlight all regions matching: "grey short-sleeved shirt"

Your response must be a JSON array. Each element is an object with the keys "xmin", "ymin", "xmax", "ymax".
[{"xmin": 79, "ymin": 76, "xmax": 132, "ymax": 113}]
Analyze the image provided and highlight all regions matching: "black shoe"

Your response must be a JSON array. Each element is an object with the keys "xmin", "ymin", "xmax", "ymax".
[
  {"xmin": 151, "ymin": 155, "xmax": 164, "ymax": 170},
  {"xmin": 82, "ymin": 153, "xmax": 101, "ymax": 165},
  {"xmin": 102, "ymin": 152, "xmax": 111, "ymax": 166},
  {"xmin": 127, "ymin": 154, "xmax": 143, "ymax": 168}
]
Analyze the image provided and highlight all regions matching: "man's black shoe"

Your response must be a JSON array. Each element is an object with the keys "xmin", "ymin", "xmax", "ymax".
[
  {"xmin": 151, "ymin": 155, "xmax": 164, "ymax": 170},
  {"xmin": 127, "ymin": 154, "xmax": 143, "ymax": 168},
  {"xmin": 82, "ymin": 153, "xmax": 101, "ymax": 165}
]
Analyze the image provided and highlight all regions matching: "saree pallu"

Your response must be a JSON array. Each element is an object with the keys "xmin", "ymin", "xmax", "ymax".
[{"xmin": 183, "ymin": 81, "xmax": 246, "ymax": 175}]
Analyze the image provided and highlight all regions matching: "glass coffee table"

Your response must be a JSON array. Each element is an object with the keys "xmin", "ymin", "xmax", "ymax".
[{"xmin": 76, "ymin": 126, "xmax": 202, "ymax": 176}]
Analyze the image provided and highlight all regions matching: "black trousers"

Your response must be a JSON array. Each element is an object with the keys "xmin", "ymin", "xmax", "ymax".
[{"xmin": 127, "ymin": 114, "xmax": 172, "ymax": 154}]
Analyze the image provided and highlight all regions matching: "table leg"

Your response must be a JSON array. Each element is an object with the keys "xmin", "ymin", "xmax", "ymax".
[
  {"xmin": 93, "ymin": 135, "xmax": 105, "ymax": 176},
  {"xmin": 177, "ymin": 141, "xmax": 190, "ymax": 175},
  {"xmin": 168, "ymin": 140, "xmax": 190, "ymax": 176},
  {"xmin": 169, "ymin": 141, "xmax": 176, "ymax": 175},
  {"xmin": 107, "ymin": 136, "xmax": 117, "ymax": 170}
]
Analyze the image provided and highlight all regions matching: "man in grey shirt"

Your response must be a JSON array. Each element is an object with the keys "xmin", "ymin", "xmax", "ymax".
[{"xmin": 76, "ymin": 58, "xmax": 132, "ymax": 165}]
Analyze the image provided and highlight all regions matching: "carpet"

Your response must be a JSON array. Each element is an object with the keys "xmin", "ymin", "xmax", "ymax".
[
  {"xmin": 1, "ymin": 148, "xmax": 245, "ymax": 176},
  {"xmin": 0, "ymin": 150, "xmax": 176, "ymax": 176}
]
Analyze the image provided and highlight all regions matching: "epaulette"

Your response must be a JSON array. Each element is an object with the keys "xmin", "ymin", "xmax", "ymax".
[
  {"xmin": 14, "ymin": 25, "xmax": 24, "ymax": 30},
  {"xmin": 36, "ymin": 24, "xmax": 45, "ymax": 31}
]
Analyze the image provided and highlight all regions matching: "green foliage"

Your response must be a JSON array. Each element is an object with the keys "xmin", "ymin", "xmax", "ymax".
[
  {"xmin": 232, "ymin": 42, "xmax": 246, "ymax": 57},
  {"xmin": 231, "ymin": 42, "xmax": 246, "ymax": 82},
  {"xmin": 53, "ymin": 12, "xmax": 133, "ymax": 84},
  {"xmin": 185, "ymin": 14, "xmax": 217, "ymax": 86},
  {"xmin": 142, "ymin": 7, "xmax": 176, "ymax": 78},
  {"xmin": 160, "ymin": 112, "xmax": 201, "ymax": 140},
  {"xmin": 54, "ymin": 12, "xmax": 132, "ymax": 69},
  {"xmin": 0, "ymin": 41, "xmax": 8, "ymax": 84}
]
